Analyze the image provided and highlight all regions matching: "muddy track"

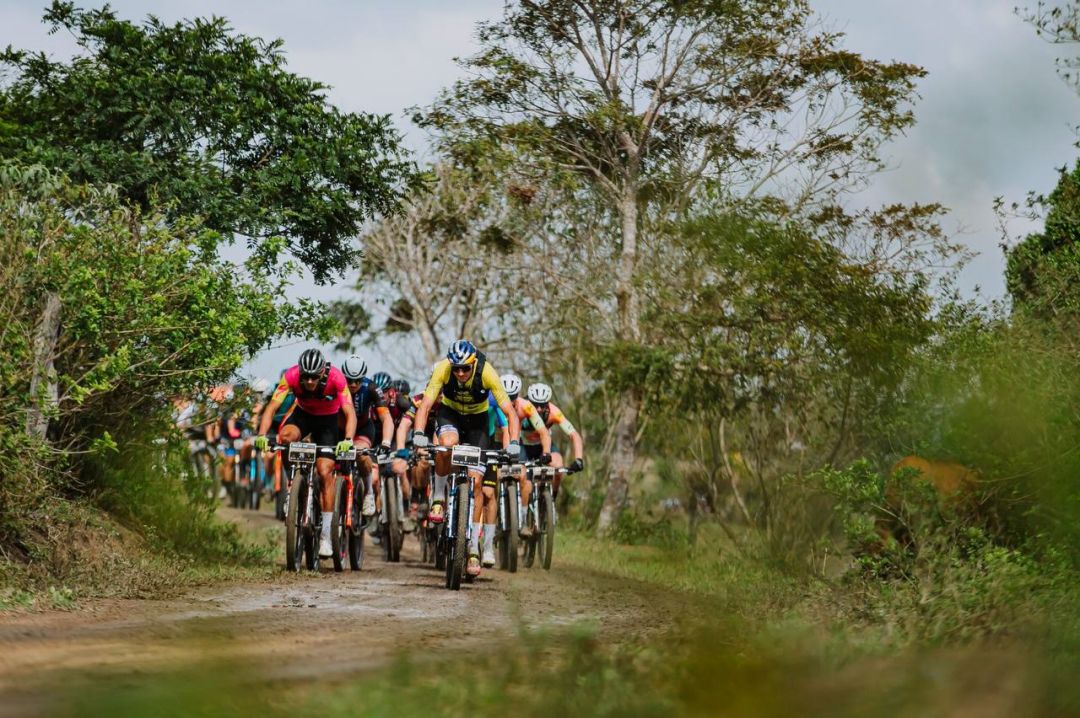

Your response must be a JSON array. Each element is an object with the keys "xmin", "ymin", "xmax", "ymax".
[{"xmin": 0, "ymin": 507, "xmax": 679, "ymax": 716}]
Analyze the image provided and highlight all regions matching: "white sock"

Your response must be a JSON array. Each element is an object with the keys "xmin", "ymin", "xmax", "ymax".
[
  {"xmin": 321, "ymin": 511, "xmax": 332, "ymax": 542},
  {"xmin": 483, "ymin": 523, "xmax": 496, "ymax": 554},
  {"xmin": 434, "ymin": 473, "xmax": 448, "ymax": 502},
  {"xmin": 470, "ymin": 522, "xmax": 481, "ymax": 554}
]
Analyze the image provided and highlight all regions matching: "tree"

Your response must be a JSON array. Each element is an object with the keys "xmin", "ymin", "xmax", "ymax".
[
  {"xmin": 334, "ymin": 163, "xmax": 545, "ymax": 375},
  {"xmin": 0, "ymin": 2, "xmax": 418, "ymax": 282},
  {"xmin": 0, "ymin": 162, "xmax": 310, "ymax": 545},
  {"xmin": 1006, "ymin": 161, "xmax": 1080, "ymax": 319},
  {"xmin": 1020, "ymin": 1, "xmax": 1080, "ymax": 89},
  {"xmin": 424, "ymin": 0, "xmax": 927, "ymax": 531}
]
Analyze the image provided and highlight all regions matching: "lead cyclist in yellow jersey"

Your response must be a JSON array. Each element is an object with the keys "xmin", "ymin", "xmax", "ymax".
[{"xmin": 411, "ymin": 339, "xmax": 521, "ymax": 577}]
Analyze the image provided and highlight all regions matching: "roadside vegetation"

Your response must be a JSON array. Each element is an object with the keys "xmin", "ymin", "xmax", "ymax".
[{"xmin": 1, "ymin": 1, "xmax": 1079, "ymax": 715}]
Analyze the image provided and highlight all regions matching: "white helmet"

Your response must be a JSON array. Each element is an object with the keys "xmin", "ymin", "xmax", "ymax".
[
  {"xmin": 341, "ymin": 355, "xmax": 367, "ymax": 381},
  {"xmin": 251, "ymin": 377, "xmax": 270, "ymax": 394},
  {"xmin": 527, "ymin": 383, "xmax": 552, "ymax": 404},
  {"xmin": 502, "ymin": 373, "xmax": 522, "ymax": 397}
]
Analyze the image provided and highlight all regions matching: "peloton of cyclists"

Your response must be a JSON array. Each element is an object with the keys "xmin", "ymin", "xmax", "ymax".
[{"xmin": 240, "ymin": 342, "xmax": 582, "ymax": 576}]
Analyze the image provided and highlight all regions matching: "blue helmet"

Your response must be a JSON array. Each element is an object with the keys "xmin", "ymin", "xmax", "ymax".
[
  {"xmin": 371, "ymin": 371, "xmax": 392, "ymax": 390},
  {"xmin": 447, "ymin": 339, "xmax": 477, "ymax": 366}
]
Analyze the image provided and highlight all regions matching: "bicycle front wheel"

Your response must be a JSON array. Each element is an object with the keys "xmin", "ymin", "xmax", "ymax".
[
  {"xmin": 539, "ymin": 487, "xmax": 555, "ymax": 570},
  {"xmin": 285, "ymin": 469, "xmax": 304, "ymax": 572}
]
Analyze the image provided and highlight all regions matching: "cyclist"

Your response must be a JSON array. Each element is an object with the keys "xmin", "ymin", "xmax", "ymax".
[
  {"xmin": 470, "ymin": 393, "xmax": 514, "ymax": 568},
  {"xmin": 499, "ymin": 373, "xmax": 553, "ymax": 535},
  {"xmin": 384, "ymin": 379, "xmax": 422, "ymax": 523},
  {"xmin": 394, "ymin": 386, "xmax": 439, "ymax": 525},
  {"xmin": 411, "ymin": 340, "xmax": 521, "ymax": 578},
  {"xmin": 217, "ymin": 385, "xmax": 247, "ymax": 493},
  {"xmin": 262, "ymin": 371, "xmax": 296, "ymax": 507},
  {"xmin": 525, "ymin": 383, "xmax": 585, "ymax": 498},
  {"xmin": 255, "ymin": 349, "xmax": 356, "ymax": 558},
  {"xmin": 339, "ymin": 356, "xmax": 393, "ymax": 518}
]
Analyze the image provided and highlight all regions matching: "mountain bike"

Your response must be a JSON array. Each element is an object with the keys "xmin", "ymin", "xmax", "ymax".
[
  {"xmin": 330, "ymin": 446, "xmax": 367, "ymax": 572},
  {"xmin": 271, "ymin": 450, "xmax": 287, "ymax": 520},
  {"xmin": 227, "ymin": 437, "xmax": 247, "ymax": 509},
  {"xmin": 378, "ymin": 454, "xmax": 405, "ymax": 563},
  {"xmin": 245, "ymin": 443, "xmax": 267, "ymax": 511},
  {"xmin": 494, "ymin": 464, "xmax": 521, "ymax": 572},
  {"xmin": 425, "ymin": 445, "xmax": 509, "ymax": 590},
  {"xmin": 279, "ymin": 442, "xmax": 348, "ymax": 572},
  {"xmin": 521, "ymin": 464, "xmax": 570, "ymax": 570}
]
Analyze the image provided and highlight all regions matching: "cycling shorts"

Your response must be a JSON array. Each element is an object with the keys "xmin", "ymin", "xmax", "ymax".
[
  {"xmin": 355, "ymin": 420, "xmax": 378, "ymax": 446},
  {"xmin": 435, "ymin": 404, "xmax": 491, "ymax": 450},
  {"xmin": 283, "ymin": 407, "xmax": 341, "ymax": 448}
]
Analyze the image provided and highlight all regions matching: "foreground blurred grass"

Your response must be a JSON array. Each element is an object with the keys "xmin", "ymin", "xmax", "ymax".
[{"xmin": 46, "ymin": 527, "xmax": 1080, "ymax": 718}]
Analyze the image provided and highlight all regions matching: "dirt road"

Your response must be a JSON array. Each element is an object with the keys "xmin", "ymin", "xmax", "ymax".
[{"xmin": 0, "ymin": 507, "xmax": 678, "ymax": 716}]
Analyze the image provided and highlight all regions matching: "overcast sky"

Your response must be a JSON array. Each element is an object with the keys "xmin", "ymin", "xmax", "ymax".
[{"xmin": 3, "ymin": 0, "xmax": 1078, "ymax": 380}]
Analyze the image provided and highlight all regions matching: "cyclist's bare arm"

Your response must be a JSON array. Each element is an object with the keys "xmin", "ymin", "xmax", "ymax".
[
  {"xmin": 395, "ymin": 416, "xmax": 413, "ymax": 450},
  {"xmin": 534, "ymin": 415, "xmax": 552, "ymax": 454},
  {"xmin": 257, "ymin": 397, "xmax": 282, "ymax": 436},
  {"xmin": 412, "ymin": 394, "xmax": 438, "ymax": 438},
  {"xmin": 340, "ymin": 400, "xmax": 358, "ymax": 441},
  {"xmin": 377, "ymin": 407, "xmax": 394, "ymax": 445},
  {"xmin": 497, "ymin": 397, "xmax": 521, "ymax": 442}
]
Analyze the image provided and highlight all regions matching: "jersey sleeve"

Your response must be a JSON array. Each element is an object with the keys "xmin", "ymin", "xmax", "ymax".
[
  {"xmin": 423, "ymin": 360, "xmax": 451, "ymax": 402},
  {"xmin": 488, "ymin": 395, "xmax": 509, "ymax": 429},
  {"xmin": 271, "ymin": 375, "xmax": 291, "ymax": 404},
  {"xmin": 482, "ymin": 363, "xmax": 511, "ymax": 406},
  {"xmin": 551, "ymin": 405, "xmax": 576, "ymax": 435}
]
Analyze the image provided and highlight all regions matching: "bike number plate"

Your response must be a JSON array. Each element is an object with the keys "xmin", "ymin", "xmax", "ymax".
[
  {"xmin": 289, "ymin": 442, "xmax": 317, "ymax": 464},
  {"xmin": 451, "ymin": 445, "xmax": 482, "ymax": 468},
  {"xmin": 337, "ymin": 448, "xmax": 356, "ymax": 461}
]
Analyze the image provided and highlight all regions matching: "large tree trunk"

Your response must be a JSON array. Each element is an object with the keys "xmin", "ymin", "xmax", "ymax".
[
  {"xmin": 26, "ymin": 293, "xmax": 61, "ymax": 441},
  {"xmin": 597, "ymin": 387, "xmax": 640, "ymax": 533},
  {"xmin": 597, "ymin": 169, "xmax": 641, "ymax": 535}
]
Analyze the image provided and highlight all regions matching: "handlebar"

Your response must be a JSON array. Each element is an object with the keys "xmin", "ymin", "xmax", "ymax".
[
  {"xmin": 267, "ymin": 443, "xmax": 351, "ymax": 458},
  {"xmin": 415, "ymin": 444, "xmax": 513, "ymax": 465}
]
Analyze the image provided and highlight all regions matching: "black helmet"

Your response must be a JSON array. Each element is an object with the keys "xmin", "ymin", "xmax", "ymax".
[
  {"xmin": 371, "ymin": 372, "xmax": 392, "ymax": 390},
  {"xmin": 390, "ymin": 378, "xmax": 411, "ymax": 395},
  {"xmin": 298, "ymin": 348, "xmax": 325, "ymax": 377}
]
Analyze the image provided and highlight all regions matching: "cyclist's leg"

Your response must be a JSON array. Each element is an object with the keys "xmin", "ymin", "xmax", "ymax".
[
  {"xmin": 311, "ymin": 414, "xmax": 342, "ymax": 556},
  {"xmin": 354, "ymin": 427, "xmax": 376, "ymax": 516},
  {"xmin": 430, "ymin": 410, "xmax": 460, "ymax": 523}
]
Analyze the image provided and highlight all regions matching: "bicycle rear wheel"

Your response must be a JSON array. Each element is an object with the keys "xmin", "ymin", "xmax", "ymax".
[
  {"xmin": 386, "ymin": 482, "xmax": 402, "ymax": 563},
  {"xmin": 349, "ymin": 477, "xmax": 365, "ymax": 570}
]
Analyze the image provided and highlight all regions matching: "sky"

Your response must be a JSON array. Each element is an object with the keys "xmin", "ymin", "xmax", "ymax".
[{"xmin": 3, "ymin": 0, "xmax": 1078, "ymax": 381}]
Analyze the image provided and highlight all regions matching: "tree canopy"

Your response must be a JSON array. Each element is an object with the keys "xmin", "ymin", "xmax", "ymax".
[{"xmin": 0, "ymin": 2, "xmax": 418, "ymax": 282}]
